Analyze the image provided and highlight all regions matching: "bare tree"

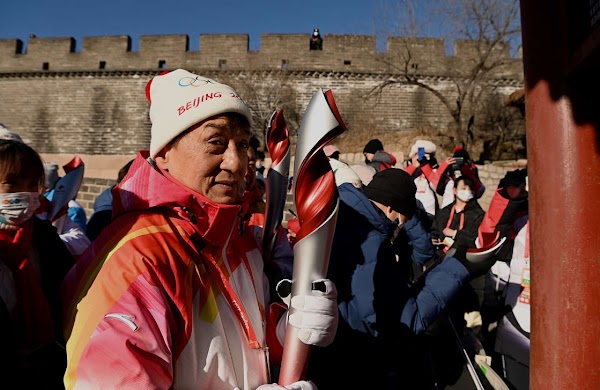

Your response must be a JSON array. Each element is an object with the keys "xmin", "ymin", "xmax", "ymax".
[
  {"xmin": 220, "ymin": 69, "xmax": 301, "ymax": 149},
  {"xmin": 371, "ymin": 0, "xmax": 522, "ymax": 157},
  {"xmin": 478, "ymin": 91, "xmax": 526, "ymax": 161}
]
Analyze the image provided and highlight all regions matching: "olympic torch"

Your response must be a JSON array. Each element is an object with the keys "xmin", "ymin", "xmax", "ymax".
[
  {"xmin": 261, "ymin": 109, "xmax": 291, "ymax": 264},
  {"xmin": 278, "ymin": 89, "xmax": 346, "ymax": 384}
]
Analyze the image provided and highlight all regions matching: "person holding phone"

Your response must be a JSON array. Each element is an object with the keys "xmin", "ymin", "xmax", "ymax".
[
  {"xmin": 403, "ymin": 139, "xmax": 441, "ymax": 222},
  {"xmin": 438, "ymin": 145, "xmax": 486, "ymax": 208}
]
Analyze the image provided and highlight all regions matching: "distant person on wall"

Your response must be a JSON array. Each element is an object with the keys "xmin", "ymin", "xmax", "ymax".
[
  {"xmin": 310, "ymin": 28, "xmax": 323, "ymax": 50},
  {"xmin": 362, "ymin": 138, "xmax": 397, "ymax": 172}
]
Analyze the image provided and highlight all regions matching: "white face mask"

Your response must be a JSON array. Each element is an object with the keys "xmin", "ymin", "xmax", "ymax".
[
  {"xmin": 0, "ymin": 192, "xmax": 40, "ymax": 229},
  {"xmin": 456, "ymin": 190, "xmax": 474, "ymax": 202}
]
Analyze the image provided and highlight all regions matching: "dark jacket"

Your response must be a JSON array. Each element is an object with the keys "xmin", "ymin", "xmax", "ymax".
[
  {"xmin": 1, "ymin": 216, "xmax": 74, "ymax": 389},
  {"xmin": 432, "ymin": 199, "xmax": 486, "ymax": 313},
  {"xmin": 86, "ymin": 186, "xmax": 114, "ymax": 241},
  {"xmin": 432, "ymin": 199, "xmax": 485, "ymax": 249},
  {"xmin": 307, "ymin": 184, "xmax": 470, "ymax": 389},
  {"xmin": 366, "ymin": 150, "xmax": 397, "ymax": 172}
]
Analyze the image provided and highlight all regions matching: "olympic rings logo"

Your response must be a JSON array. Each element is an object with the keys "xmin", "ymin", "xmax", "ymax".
[{"xmin": 178, "ymin": 77, "xmax": 215, "ymax": 87}]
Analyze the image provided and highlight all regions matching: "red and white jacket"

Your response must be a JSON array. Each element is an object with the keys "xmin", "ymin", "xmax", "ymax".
[
  {"xmin": 404, "ymin": 163, "xmax": 443, "ymax": 217},
  {"xmin": 62, "ymin": 152, "xmax": 277, "ymax": 389}
]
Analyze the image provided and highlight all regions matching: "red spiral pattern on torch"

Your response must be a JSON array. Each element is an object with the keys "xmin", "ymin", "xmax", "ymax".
[
  {"xmin": 295, "ymin": 155, "xmax": 337, "ymax": 242},
  {"xmin": 294, "ymin": 90, "xmax": 347, "ymax": 243},
  {"xmin": 267, "ymin": 110, "xmax": 290, "ymax": 167}
]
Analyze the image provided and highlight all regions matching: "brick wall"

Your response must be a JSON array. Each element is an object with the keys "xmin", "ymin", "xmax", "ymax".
[
  {"xmin": 0, "ymin": 33, "xmax": 526, "ymax": 224},
  {"xmin": 0, "ymin": 71, "xmax": 521, "ymax": 158},
  {"xmin": 76, "ymin": 177, "xmax": 117, "ymax": 219},
  {"xmin": 0, "ymin": 34, "xmax": 522, "ymax": 76},
  {"xmin": 0, "ymin": 33, "xmax": 523, "ymax": 161}
]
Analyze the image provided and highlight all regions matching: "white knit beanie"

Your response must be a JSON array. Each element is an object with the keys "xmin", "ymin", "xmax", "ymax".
[
  {"xmin": 146, "ymin": 69, "xmax": 253, "ymax": 158},
  {"xmin": 408, "ymin": 139, "xmax": 437, "ymax": 159}
]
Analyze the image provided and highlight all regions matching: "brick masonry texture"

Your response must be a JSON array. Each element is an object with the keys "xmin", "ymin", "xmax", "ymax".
[
  {"xmin": 0, "ymin": 34, "xmax": 526, "ymax": 223},
  {"xmin": 0, "ymin": 34, "xmax": 523, "ymax": 156}
]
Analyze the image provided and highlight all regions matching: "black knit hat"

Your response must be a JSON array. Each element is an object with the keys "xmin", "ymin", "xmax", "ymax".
[
  {"xmin": 363, "ymin": 139, "xmax": 384, "ymax": 154},
  {"xmin": 363, "ymin": 168, "xmax": 417, "ymax": 217}
]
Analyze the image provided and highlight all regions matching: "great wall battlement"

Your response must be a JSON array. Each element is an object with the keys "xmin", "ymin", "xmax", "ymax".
[
  {"xmin": 0, "ymin": 33, "xmax": 525, "ymax": 217},
  {"xmin": 0, "ymin": 34, "xmax": 523, "ymax": 78}
]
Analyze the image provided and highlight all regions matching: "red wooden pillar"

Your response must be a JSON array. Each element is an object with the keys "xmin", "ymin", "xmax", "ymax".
[{"xmin": 520, "ymin": 0, "xmax": 600, "ymax": 388}]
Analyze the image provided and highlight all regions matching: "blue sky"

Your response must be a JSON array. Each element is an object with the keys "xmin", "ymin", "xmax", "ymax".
[
  {"xmin": 2, "ymin": 1, "xmax": 520, "ymax": 55},
  {"xmin": 1, "ymin": 0, "xmax": 390, "ymax": 52}
]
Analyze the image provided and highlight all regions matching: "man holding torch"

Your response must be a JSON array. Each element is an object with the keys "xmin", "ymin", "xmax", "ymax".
[{"xmin": 63, "ymin": 69, "xmax": 337, "ymax": 390}]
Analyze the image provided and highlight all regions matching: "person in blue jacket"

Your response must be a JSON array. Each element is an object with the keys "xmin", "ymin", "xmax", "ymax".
[{"xmin": 306, "ymin": 168, "xmax": 495, "ymax": 389}]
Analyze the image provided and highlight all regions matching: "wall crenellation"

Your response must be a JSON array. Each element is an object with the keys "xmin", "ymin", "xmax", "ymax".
[{"xmin": 0, "ymin": 33, "xmax": 523, "ymax": 79}]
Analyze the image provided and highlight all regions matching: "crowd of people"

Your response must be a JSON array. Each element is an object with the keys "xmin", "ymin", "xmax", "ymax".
[
  {"xmin": 0, "ymin": 69, "xmax": 529, "ymax": 389},
  {"xmin": 297, "ymin": 138, "xmax": 529, "ymax": 389}
]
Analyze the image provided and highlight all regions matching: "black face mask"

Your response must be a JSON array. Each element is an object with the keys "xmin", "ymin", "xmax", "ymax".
[{"xmin": 428, "ymin": 156, "xmax": 439, "ymax": 168}]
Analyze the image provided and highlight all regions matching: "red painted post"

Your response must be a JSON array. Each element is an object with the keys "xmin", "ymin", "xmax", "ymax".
[{"xmin": 520, "ymin": 0, "xmax": 600, "ymax": 388}]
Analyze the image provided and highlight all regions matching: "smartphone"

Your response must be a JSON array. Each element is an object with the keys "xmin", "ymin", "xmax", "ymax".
[
  {"xmin": 454, "ymin": 157, "xmax": 464, "ymax": 165},
  {"xmin": 417, "ymin": 147, "xmax": 425, "ymax": 160}
]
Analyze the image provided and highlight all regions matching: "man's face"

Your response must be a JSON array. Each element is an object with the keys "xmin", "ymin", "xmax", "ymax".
[{"xmin": 155, "ymin": 115, "xmax": 250, "ymax": 205}]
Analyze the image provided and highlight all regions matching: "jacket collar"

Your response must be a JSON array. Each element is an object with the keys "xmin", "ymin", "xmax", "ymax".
[{"xmin": 113, "ymin": 151, "xmax": 243, "ymax": 249}]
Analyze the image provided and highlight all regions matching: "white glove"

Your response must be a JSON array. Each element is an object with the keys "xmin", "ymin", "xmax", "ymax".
[
  {"xmin": 276, "ymin": 279, "xmax": 338, "ymax": 347},
  {"xmin": 256, "ymin": 380, "xmax": 317, "ymax": 390}
]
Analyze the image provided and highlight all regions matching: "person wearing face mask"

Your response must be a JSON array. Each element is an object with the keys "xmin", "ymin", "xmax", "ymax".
[
  {"xmin": 430, "ymin": 175, "xmax": 487, "ymax": 375},
  {"xmin": 309, "ymin": 28, "xmax": 323, "ymax": 50},
  {"xmin": 432, "ymin": 176, "xmax": 485, "ymax": 252},
  {"xmin": 437, "ymin": 145, "xmax": 486, "ymax": 209},
  {"xmin": 432, "ymin": 176, "xmax": 485, "ymax": 306},
  {"xmin": 0, "ymin": 137, "xmax": 75, "ymax": 388},
  {"xmin": 306, "ymin": 168, "xmax": 487, "ymax": 389}
]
